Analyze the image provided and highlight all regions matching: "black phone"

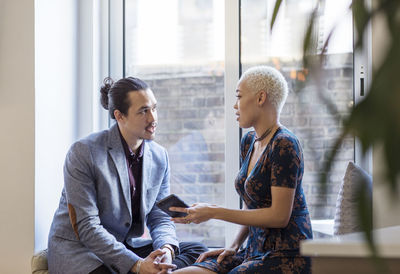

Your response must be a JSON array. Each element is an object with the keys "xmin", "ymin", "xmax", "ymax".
[{"xmin": 156, "ymin": 194, "xmax": 189, "ymax": 218}]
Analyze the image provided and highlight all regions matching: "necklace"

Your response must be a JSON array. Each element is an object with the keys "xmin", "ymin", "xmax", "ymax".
[{"xmin": 255, "ymin": 126, "xmax": 274, "ymax": 142}]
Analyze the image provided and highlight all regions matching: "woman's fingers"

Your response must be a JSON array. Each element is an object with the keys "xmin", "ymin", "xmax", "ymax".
[
  {"xmin": 195, "ymin": 252, "xmax": 210, "ymax": 263},
  {"xmin": 217, "ymin": 250, "xmax": 235, "ymax": 263},
  {"xmin": 170, "ymin": 217, "xmax": 190, "ymax": 224},
  {"xmin": 195, "ymin": 249, "xmax": 224, "ymax": 263},
  {"xmin": 216, "ymin": 251, "xmax": 227, "ymax": 263},
  {"xmin": 170, "ymin": 205, "xmax": 210, "ymax": 224},
  {"xmin": 169, "ymin": 206, "xmax": 187, "ymax": 213}
]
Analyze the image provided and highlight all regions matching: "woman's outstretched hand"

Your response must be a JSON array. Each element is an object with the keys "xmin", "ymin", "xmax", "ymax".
[
  {"xmin": 195, "ymin": 248, "xmax": 237, "ymax": 264},
  {"xmin": 170, "ymin": 203, "xmax": 218, "ymax": 224}
]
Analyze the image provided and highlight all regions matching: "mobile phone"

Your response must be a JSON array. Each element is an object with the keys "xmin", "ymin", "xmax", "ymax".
[{"xmin": 156, "ymin": 194, "xmax": 189, "ymax": 218}]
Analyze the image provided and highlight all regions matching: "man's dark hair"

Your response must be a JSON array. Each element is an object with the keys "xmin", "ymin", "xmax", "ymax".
[{"xmin": 100, "ymin": 77, "xmax": 149, "ymax": 119}]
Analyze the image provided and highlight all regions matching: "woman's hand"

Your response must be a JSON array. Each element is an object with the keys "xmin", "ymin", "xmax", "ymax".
[
  {"xmin": 195, "ymin": 248, "xmax": 237, "ymax": 264},
  {"xmin": 170, "ymin": 203, "xmax": 218, "ymax": 224}
]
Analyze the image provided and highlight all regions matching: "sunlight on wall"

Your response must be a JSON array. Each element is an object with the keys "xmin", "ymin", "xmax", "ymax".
[{"xmin": 35, "ymin": 0, "xmax": 77, "ymax": 252}]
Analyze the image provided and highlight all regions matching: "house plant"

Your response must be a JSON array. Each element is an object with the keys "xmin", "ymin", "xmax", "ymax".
[{"xmin": 271, "ymin": 0, "xmax": 400, "ymax": 272}]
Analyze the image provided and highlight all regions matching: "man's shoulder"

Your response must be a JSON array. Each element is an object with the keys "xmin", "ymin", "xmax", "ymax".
[
  {"xmin": 146, "ymin": 139, "xmax": 166, "ymax": 152},
  {"xmin": 83, "ymin": 129, "xmax": 109, "ymax": 143},
  {"xmin": 145, "ymin": 140, "xmax": 169, "ymax": 164},
  {"xmin": 69, "ymin": 128, "xmax": 111, "ymax": 153}
]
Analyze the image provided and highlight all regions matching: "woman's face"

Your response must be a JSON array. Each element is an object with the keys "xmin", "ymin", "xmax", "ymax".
[{"xmin": 234, "ymin": 79, "xmax": 260, "ymax": 128}]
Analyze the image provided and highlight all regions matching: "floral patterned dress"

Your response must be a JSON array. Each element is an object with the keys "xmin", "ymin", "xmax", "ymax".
[{"xmin": 193, "ymin": 127, "xmax": 313, "ymax": 273}]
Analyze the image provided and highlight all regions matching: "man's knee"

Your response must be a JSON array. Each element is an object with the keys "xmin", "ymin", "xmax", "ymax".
[
  {"xmin": 174, "ymin": 241, "xmax": 208, "ymax": 267},
  {"xmin": 179, "ymin": 241, "xmax": 208, "ymax": 255}
]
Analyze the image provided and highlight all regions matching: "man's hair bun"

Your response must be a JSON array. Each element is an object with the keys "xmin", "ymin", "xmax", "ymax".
[{"xmin": 100, "ymin": 77, "xmax": 114, "ymax": 110}]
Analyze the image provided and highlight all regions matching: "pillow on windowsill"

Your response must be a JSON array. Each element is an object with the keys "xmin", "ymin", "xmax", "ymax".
[
  {"xmin": 333, "ymin": 161, "xmax": 372, "ymax": 235},
  {"xmin": 31, "ymin": 249, "xmax": 48, "ymax": 274}
]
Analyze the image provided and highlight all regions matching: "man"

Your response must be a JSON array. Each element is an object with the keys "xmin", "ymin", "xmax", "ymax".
[{"xmin": 48, "ymin": 77, "xmax": 207, "ymax": 274}]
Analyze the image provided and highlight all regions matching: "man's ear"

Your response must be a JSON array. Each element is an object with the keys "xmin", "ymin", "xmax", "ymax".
[
  {"xmin": 258, "ymin": 90, "xmax": 267, "ymax": 105},
  {"xmin": 114, "ymin": 109, "xmax": 124, "ymax": 122}
]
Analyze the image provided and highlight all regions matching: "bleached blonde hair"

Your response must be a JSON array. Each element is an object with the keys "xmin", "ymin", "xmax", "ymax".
[{"xmin": 239, "ymin": 66, "xmax": 288, "ymax": 114}]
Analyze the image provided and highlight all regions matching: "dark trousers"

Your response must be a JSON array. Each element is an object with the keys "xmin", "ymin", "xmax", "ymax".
[{"xmin": 89, "ymin": 241, "xmax": 207, "ymax": 274}]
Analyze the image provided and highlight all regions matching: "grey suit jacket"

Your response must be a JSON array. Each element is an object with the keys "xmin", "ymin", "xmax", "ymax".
[{"xmin": 48, "ymin": 124, "xmax": 178, "ymax": 274}]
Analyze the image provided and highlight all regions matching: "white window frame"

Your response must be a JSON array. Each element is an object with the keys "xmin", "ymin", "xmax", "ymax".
[
  {"xmin": 224, "ymin": 0, "xmax": 241, "ymax": 247},
  {"xmin": 109, "ymin": 0, "xmax": 124, "ymax": 82},
  {"xmin": 76, "ymin": 0, "xmax": 110, "ymax": 136},
  {"xmin": 353, "ymin": 0, "xmax": 373, "ymax": 175},
  {"xmin": 108, "ymin": 0, "xmax": 242, "ymax": 246}
]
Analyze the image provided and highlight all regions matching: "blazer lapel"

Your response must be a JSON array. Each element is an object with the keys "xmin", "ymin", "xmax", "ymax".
[
  {"xmin": 141, "ymin": 141, "xmax": 152, "ymax": 217},
  {"xmin": 107, "ymin": 124, "xmax": 132, "ymax": 217}
]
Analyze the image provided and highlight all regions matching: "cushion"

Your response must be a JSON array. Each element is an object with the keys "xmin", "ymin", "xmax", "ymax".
[
  {"xmin": 31, "ymin": 249, "xmax": 49, "ymax": 274},
  {"xmin": 333, "ymin": 161, "xmax": 372, "ymax": 235}
]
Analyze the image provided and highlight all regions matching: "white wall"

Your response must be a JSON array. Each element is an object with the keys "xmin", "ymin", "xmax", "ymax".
[
  {"xmin": 35, "ymin": 0, "xmax": 110, "ymax": 253},
  {"xmin": 35, "ymin": 0, "xmax": 77, "ymax": 252},
  {"xmin": 0, "ymin": 0, "xmax": 35, "ymax": 273}
]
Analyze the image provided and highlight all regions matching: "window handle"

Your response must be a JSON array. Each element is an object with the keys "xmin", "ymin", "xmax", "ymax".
[
  {"xmin": 360, "ymin": 77, "xmax": 364, "ymax": 96},
  {"xmin": 360, "ymin": 66, "xmax": 365, "ymax": 96}
]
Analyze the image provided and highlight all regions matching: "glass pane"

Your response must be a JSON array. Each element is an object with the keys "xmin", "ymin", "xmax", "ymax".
[
  {"xmin": 125, "ymin": 0, "xmax": 225, "ymax": 247},
  {"xmin": 241, "ymin": 0, "xmax": 354, "ymax": 234}
]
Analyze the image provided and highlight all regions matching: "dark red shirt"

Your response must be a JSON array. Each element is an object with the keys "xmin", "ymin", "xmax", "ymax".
[{"xmin": 118, "ymin": 128, "xmax": 144, "ymax": 224}]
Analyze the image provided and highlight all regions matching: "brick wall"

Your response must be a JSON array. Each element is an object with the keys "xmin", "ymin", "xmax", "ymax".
[
  {"xmin": 141, "ymin": 53, "xmax": 353, "ymax": 246},
  {"xmin": 144, "ymin": 74, "xmax": 226, "ymax": 246}
]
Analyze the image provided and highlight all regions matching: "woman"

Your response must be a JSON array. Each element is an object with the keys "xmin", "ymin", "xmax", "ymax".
[{"xmin": 171, "ymin": 66, "xmax": 312, "ymax": 273}]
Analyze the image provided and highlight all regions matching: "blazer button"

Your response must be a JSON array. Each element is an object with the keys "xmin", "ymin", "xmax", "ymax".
[{"xmin": 125, "ymin": 222, "xmax": 130, "ymax": 228}]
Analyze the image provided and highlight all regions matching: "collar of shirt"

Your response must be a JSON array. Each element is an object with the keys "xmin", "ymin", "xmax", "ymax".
[{"xmin": 117, "ymin": 126, "xmax": 144, "ymax": 164}]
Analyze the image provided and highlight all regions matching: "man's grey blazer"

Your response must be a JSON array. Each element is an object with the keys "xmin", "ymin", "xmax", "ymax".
[{"xmin": 48, "ymin": 124, "xmax": 178, "ymax": 274}]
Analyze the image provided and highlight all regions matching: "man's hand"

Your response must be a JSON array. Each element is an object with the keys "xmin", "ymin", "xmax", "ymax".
[
  {"xmin": 131, "ymin": 249, "xmax": 176, "ymax": 274},
  {"xmin": 154, "ymin": 246, "xmax": 174, "ymax": 274}
]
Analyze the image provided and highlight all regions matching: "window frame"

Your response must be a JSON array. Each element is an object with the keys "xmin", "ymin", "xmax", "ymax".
[
  {"xmin": 353, "ymin": 0, "xmax": 373, "ymax": 175},
  {"xmin": 109, "ymin": 0, "xmax": 242, "ymax": 246}
]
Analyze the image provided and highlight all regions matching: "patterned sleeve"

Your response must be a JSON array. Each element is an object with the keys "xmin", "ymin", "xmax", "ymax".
[
  {"xmin": 240, "ymin": 131, "xmax": 255, "ymax": 165},
  {"xmin": 270, "ymin": 134, "xmax": 303, "ymax": 189}
]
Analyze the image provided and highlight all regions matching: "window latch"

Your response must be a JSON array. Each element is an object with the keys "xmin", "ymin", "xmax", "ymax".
[{"xmin": 360, "ymin": 66, "xmax": 365, "ymax": 96}]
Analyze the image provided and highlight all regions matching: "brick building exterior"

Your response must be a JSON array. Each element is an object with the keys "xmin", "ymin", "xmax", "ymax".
[{"xmin": 140, "ymin": 53, "xmax": 353, "ymax": 246}]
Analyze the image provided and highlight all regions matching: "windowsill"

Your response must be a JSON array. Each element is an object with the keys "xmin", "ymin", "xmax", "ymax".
[
  {"xmin": 311, "ymin": 219, "xmax": 334, "ymax": 237},
  {"xmin": 301, "ymin": 225, "xmax": 400, "ymax": 258}
]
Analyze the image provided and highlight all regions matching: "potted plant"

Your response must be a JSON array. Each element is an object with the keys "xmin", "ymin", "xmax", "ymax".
[{"xmin": 272, "ymin": 0, "xmax": 400, "ymax": 272}]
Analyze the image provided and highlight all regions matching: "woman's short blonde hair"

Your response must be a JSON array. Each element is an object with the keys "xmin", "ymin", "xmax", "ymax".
[{"xmin": 239, "ymin": 66, "xmax": 288, "ymax": 113}]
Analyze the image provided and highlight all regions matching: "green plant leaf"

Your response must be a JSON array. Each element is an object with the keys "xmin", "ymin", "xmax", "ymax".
[
  {"xmin": 380, "ymin": 0, "xmax": 400, "ymax": 37},
  {"xmin": 347, "ymin": 32, "xmax": 400, "ymax": 194},
  {"xmin": 352, "ymin": 0, "xmax": 369, "ymax": 49},
  {"xmin": 355, "ymin": 181, "xmax": 389, "ymax": 273},
  {"xmin": 270, "ymin": 0, "xmax": 283, "ymax": 31},
  {"xmin": 302, "ymin": 7, "xmax": 318, "ymax": 67},
  {"xmin": 281, "ymin": 1, "xmax": 400, "ymax": 271}
]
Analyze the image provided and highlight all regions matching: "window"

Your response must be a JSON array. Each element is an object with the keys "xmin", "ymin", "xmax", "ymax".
[
  {"xmin": 124, "ymin": 0, "xmax": 226, "ymax": 247},
  {"xmin": 109, "ymin": 0, "xmax": 371, "ymax": 243},
  {"xmin": 35, "ymin": 0, "xmax": 370, "ymax": 253},
  {"xmin": 241, "ymin": 0, "xmax": 355, "ymax": 225}
]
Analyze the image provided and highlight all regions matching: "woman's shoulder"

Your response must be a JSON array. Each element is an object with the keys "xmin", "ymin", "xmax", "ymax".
[
  {"xmin": 241, "ymin": 130, "xmax": 256, "ymax": 144},
  {"xmin": 272, "ymin": 127, "xmax": 302, "ymax": 151},
  {"xmin": 240, "ymin": 131, "xmax": 255, "ymax": 158}
]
